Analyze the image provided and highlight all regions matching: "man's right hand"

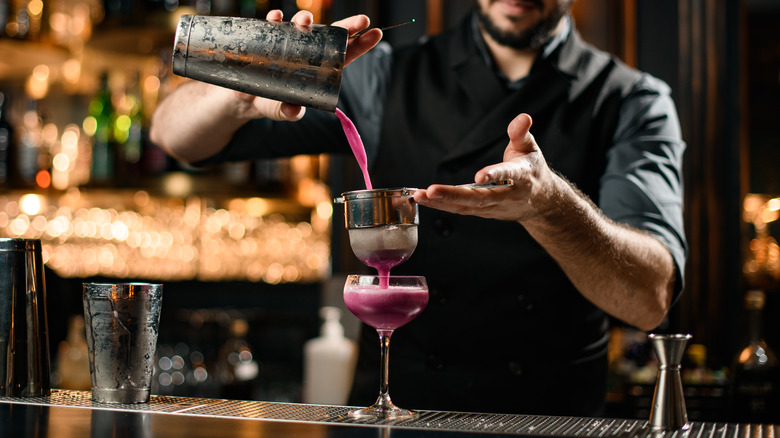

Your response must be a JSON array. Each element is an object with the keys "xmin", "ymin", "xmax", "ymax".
[
  {"xmin": 150, "ymin": 10, "xmax": 382, "ymax": 162},
  {"xmin": 235, "ymin": 9, "xmax": 383, "ymax": 122}
]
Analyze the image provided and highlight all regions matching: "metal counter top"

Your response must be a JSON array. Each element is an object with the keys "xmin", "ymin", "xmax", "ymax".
[{"xmin": 1, "ymin": 390, "xmax": 777, "ymax": 437}]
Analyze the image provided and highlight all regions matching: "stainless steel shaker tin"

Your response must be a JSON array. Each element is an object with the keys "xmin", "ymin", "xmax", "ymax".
[
  {"xmin": 0, "ymin": 238, "xmax": 51, "ymax": 397},
  {"xmin": 172, "ymin": 14, "xmax": 348, "ymax": 112},
  {"xmin": 334, "ymin": 188, "xmax": 419, "ymax": 229}
]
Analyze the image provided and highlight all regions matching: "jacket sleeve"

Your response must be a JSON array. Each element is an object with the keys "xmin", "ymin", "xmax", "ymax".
[
  {"xmin": 195, "ymin": 43, "xmax": 394, "ymax": 166},
  {"xmin": 599, "ymin": 73, "xmax": 688, "ymax": 298}
]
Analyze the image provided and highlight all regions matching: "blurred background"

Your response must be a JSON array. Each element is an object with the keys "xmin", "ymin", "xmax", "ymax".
[{"xmin": 0, "ymin": 0, "xmax": 778, "ymax": 422}]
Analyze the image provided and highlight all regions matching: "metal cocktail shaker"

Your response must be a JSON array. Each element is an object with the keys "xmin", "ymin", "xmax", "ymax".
[
  {"xmin": 172, "ymin": 15, "xmax": 348, "ymax": 112},
  {"xmin": 0, "ymin": 238, "xmax": 51, "ymax": 397}
]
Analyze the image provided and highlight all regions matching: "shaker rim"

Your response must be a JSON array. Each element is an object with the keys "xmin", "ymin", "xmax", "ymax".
[
  {"xmin": 334, "ymin": 187, "xmax": 417, "ymax": 203},
  {"xmin": 0, "ymin": 238, "xmax": 42, "ymax": 252}
]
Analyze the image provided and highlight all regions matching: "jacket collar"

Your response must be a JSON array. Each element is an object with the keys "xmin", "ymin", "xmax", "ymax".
[{"xmin": 443, "ymin": 14, "xmax": 590, "ymax": 162}]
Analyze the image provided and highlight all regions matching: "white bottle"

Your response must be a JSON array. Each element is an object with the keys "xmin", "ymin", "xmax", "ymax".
[{"xmin": 302, "ymin": 306, "xmax": 357, "ymax": 405}]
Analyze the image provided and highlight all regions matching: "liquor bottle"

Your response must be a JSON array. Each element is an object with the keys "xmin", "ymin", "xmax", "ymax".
[
  {"xmin": 115, "ymin": 73, "xmax": 144, "ymax": 184},
  {"xmin": 55, "ymin": 316, "xmax": 92, "ymax": 391},
  {"xmin": 3, "ymin": 0, "xmax": 46, "ymax": 41},
  {"xmin": 0, "ymin": 91, "xmax": 15, "ymax": 187},
  {"xmin": 17, "ymin": 99, "xmax": 42, "ymax": 187},
  {"xmin": 4, "ymin": 0, "xmax": 30, "ymax": 39},
  {"xmin": 0, "ymin": 2, "xmax": 8, "ymax": 37},
  {"xmin": 88, "ymin": 73, "xmax": 116, "ymax": 186},
  {"xmin": 729, "ymin": 290, "xmax": 780, "ymax": 423},
  {"xmin": 253, "ymin": 157, "xmax": 290, "ymax": 194},
  {"xmin": 216, "ymin": 318, "xmax": 259, "ymax": 400}
]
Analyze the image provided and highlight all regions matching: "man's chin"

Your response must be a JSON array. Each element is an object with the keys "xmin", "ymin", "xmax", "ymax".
[{"xmin": 484, "ymin": 12, "xmax": 538, "ymax": 39}]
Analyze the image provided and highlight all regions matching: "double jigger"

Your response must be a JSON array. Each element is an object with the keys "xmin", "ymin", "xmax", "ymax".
[{"xmin": 647, "ymin": 333, "xmax": 692, "ymax": 432}]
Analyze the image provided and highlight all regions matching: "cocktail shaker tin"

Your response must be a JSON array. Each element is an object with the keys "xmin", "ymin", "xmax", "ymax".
[
  {"xmin": 172, "ymin": 14, "xmax": 348, "ymax": 112},
  {"xmin": 0, "ymin": 238, "xmax": 51, "ymax": 397}
]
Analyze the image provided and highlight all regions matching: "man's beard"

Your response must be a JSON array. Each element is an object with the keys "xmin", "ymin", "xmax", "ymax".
[{"xmin": 477, "ymin": 1, "xmax": 571, "ymax": 50}]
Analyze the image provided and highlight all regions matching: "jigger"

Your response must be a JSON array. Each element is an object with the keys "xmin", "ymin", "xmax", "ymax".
[
  {"xmin": 334, "ymin": 188, "xmax": 419, "ymax": 267},
  {"xmin": 647, "ymin": 333, "xmax": 692, "ymax": 432}
]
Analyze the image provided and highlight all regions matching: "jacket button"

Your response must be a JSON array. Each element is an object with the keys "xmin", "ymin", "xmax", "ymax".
[
  {"xmin": 434, "ymin": 218, "xmax": 452, "ymax": 237},
  {"xmin": 508, "ymin": 361, "xmax": 523, "ymax": 376},
  {"xmin": 427, "ymin": 354, "xmax": 445, "ymax": 371},
  {"xmin": 517, "ymin": 295, "xmax": 534, "ymax": 312}
]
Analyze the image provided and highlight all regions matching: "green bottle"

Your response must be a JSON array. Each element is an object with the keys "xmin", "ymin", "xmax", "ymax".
[{"xmin": 89, "ymin": 73, "xmax": 115, "ymax": 185}]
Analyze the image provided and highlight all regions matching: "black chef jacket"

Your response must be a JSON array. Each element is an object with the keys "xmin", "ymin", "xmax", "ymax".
[{"xmin": 202, "ymin": 13, "xmax": 687, "ymax": 417}]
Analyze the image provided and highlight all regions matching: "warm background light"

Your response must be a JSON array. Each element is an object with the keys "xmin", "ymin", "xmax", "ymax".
[{"xmin": 0, "ymin": 191, "xmax": 331, "ymax": 283}]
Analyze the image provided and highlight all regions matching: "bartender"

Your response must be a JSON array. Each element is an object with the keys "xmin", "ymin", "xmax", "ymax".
[{"xmin": 150, "ymin": 0, "xmax": 687, "ymax": 417}]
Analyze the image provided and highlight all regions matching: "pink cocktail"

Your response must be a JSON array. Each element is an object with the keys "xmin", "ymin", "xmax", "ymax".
[
  {"xmin": 343, "ymin": 275, "xmax": 428, "ymax": 419},
  {"xmin": 344, "ymin": 281, "xmax": 428, "ymax": 331}
]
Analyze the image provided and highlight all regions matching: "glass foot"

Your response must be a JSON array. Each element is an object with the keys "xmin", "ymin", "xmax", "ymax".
[{"xmin": 349, "ymin": 397, "xmax": 416, "ymax": 420}]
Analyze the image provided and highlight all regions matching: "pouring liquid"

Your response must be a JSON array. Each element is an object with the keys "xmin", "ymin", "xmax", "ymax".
[
  {"xmin": 335, "ymin": 108, "xmax": 372, "ymax": 190},
  {"xmin": 337, "ymin": 109, "xmax": 418, "ymax": 288}
]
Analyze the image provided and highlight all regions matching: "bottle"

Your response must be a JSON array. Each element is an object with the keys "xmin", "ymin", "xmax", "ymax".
[
  {"xmin": 17, "ymin": 99, "xmax": 42, "ymax": 187},
  {"xmin": 253, "ymin": 157, "xmax": 290, "ymax": 194},
  {"xmin": 88, "ymin": 73, "xmax": 116, "ymax": 186},
  {"xmin": 302, "ymin": 306, "xmax": 357, "ymax": 405},
  {"xmin": 115, "ymin": 72, "xmax": 144, "ymax": 184},
  {"xmin": 0, "ymin": 2, "xmax": 8, "ymax": 34},
  {"xmin": 216, "ymin": 318, "xmax": 259, "ymax": 400},
  {"xmin": 729, "ymin": 290, "xmax": 780, "ymax": 423},
  {"xmin": 55, "ymin": 316, "xmax": 92, "ymax": 391},
  {"xmin": 0, "ymin": 91, "xmax": 15, "ymax": 187},
  {"xmin": 683, "ymin": 344, "xmax": 709, "ymax": 385},
  {"xmin": 4, "ymin": 0, "xmax": 30, "ymax": 39}
]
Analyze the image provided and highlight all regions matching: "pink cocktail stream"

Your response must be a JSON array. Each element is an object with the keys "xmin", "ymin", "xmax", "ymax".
[
  {"xmin": 336, "ymin": 108, "xmax": 372, "ymax": 191},
  {"xmin": 357, "ymin": 252, "xmax": 409, "ymax": 289}
]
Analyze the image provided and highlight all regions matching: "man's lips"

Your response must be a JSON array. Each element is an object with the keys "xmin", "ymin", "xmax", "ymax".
[{"xmin": 493, "ymin": 0, "xmax": 543, "ymax": 15}]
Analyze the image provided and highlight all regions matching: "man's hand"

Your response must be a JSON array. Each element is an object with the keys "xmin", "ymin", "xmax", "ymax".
[
  {"xmin": 238, "ymin": 9, "xmax": 383, "ymax": 122},
  {"xmin": 414, "ymin": 113, "xmax": 676, "ymax": 331},
  {"xmin": 150, "ymin": 9, "xmax": 383, "ymax": 163},
  {"xmin": 414, "ymin": 113, "xmax": 554, "ymax": 223}
]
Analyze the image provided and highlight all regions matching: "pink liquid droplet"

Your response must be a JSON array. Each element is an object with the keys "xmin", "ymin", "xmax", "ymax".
[{"xmin": 335, "ymin": 108, "xmax": 373, "ymax": 190}]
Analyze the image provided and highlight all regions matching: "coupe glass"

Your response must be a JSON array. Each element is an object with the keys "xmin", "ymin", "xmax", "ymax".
[{"xmin": 343, "ymin": 275, "xmax": 428, "ymax": 420}]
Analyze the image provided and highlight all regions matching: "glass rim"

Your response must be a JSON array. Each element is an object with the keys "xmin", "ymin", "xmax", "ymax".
[
  {"xmin": 83, "ymin": 282, "xmax": 162, "ymax": 299},
  {"xmin": 83, "ymin": 282, "xmax": 162, "ymax": 287},
  {"xmin": 345, "ymin": 275, "xmax": 428, "ymax": 288}
]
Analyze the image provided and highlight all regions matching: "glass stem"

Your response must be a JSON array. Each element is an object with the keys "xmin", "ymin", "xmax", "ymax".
[{"xmin": 378, "ymin": 329, "xmax": 393, "ymax": 406}]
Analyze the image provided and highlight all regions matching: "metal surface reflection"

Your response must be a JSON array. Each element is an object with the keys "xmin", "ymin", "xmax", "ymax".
[{"xmin": 0, "ymin": 238, "xmax": 51, "ymax": 397}]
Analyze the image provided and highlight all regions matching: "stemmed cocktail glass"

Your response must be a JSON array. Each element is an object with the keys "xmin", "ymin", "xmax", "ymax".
[{"xmin": 343, "ymin": 274, "xmax": 428, "ymax": 420}]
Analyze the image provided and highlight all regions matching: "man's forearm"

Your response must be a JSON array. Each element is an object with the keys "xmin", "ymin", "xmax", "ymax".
[
  {"xmin": 150, "ymin": 81, "xmax": 254, "ymax": 163},
  {"xmin": 522, "ymin": 174, "xmax": 676, "ymax": 331}
]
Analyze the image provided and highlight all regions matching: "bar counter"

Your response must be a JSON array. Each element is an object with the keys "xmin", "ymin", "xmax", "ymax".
[{"xmin": 2, "ymin": 390, "xmax": 778, "ymax": 438}]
